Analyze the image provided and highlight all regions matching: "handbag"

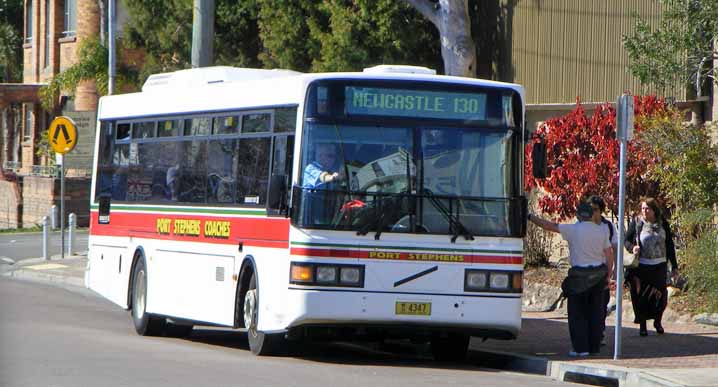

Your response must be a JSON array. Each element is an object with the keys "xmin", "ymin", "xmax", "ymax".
[
  {"xmin": 623, "ymin": 220, "xmax": 641, "ymax": 269},
  {"xmin": 623, "ymin": 251, "xmax": 639, "ymax": 269}
]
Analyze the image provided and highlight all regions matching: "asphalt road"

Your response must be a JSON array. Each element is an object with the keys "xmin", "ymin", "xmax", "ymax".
[
  {"xmin": 0, "ymin": 278, "xmax": 581, "ymax": 387},
  {"xmin": 0, "ymin": 230, "xmax": 88, "ymax": 263}
]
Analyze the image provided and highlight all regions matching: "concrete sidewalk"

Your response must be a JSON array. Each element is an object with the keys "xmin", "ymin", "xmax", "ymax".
[{"xmin": 2, "ymin": 255, "xmax": 717, "ymax": 387}]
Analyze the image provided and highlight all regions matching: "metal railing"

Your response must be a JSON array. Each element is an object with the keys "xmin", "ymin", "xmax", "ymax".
[
  {"xmin": 2, "ymin": 161, "xmax": 21, "ymax": 172},
  {"xmin": 30, "ymin": 165, "xmax": 59, "ymax": 177}
]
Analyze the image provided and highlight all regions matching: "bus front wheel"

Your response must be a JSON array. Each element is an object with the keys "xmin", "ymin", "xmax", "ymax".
[
  {"xmin": 131, "ymin": 257, "xmax": 166, "ymax": 336},
  {"xmin": 243, "ymin": 273, "xmax": 286, "ymax": 356}
]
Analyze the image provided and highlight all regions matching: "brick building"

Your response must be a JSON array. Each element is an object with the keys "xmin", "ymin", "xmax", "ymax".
[{"xmin": 0, "ymin": 0, "xmax": 126, "ymax": 229}]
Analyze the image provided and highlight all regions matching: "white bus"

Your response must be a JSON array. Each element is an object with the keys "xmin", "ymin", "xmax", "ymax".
[{"xmin": 87, "ymin": 65, "xmax": 528, "ymax": 359}]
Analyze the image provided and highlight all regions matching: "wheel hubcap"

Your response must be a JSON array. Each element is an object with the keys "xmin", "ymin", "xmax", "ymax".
[
  {"xmin": 243, "ymin": 289, "xmax": 257, "ymax": 336},
  {"xmin": 133, "ymin": 270, "xmax": 146, "ymax": 320}
]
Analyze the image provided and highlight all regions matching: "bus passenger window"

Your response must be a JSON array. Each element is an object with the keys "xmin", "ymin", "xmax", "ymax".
[
  {"xmin": 158, "ymin": 119, "xmax": 181, "ymax": 137},
  {"xmin": 207, "ymin": 139, "xmax": 239, "ymax": 203},
  {"xmin": 184, "ymin": 117, "xmax": 211, "ymax": 136},
  {"xmin": 177, "ymin": 140, "xmax": 208, "ymax": 203},
  {"xmin": 274, "ymin": 107, "xmax": 297, "ymax": 133},
  {"xmin": 236, "ymin": 138, "xmax": 270, "ymax": 205},
  {"xmin": 132, "ymin": 121, "xmax": 156, "ymax": 139},
  {"xmin": 213, "ymin": 116, "xmax": 240, "ymax": 135},
  {"xmin": 242, "ymin": 113, "xmax": 270, "ymax": 133},
  {"xmin": 116, "ymin": 123, "xmax": 130, "ymax": 141}
]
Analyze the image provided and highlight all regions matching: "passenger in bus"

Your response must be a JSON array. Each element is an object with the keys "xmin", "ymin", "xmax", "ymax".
[
  {"xmin": 166, "ymin": 163, "xmax": 180, "ymax": 201},
  {"xmin": 302, "ymin": 143, "xmax": 344, "ymax": 189},
  {"xmin": 528, "ymin": 202, "xmax": 614, "ymax": 357}
]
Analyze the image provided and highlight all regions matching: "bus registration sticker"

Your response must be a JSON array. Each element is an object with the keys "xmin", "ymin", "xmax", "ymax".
[{"xmin": 395, "ymin": 301, "xmax": 431, "ymax": 316}]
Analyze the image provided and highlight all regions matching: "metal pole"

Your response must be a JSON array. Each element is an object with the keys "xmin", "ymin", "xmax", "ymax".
[
  {"xmin": 191, "ymin": 0, "xmax": 215, "ymax": 68},
  {"xmin": 42, "ymin": 216, "xmax": 49, "ymax": 260},
  {"xmin": 68, "ymin": 213, "xmax": 75, "ymax": 256},
  {"xmin": 60, "ymin": 157, "xmax": 65, "ymax": 260},
  {"xmin": 614, "ymin": 130, "xmax": 628, "ymax": 360},
  {"xmin": 108, "ymin": 0, "xmax": 116, "ymax": 95},
  {"xmin": 51, "ymin": 205, "xmax": 57, "ymax": 229}
]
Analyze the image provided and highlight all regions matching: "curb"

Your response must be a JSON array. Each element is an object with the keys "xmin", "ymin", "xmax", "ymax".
[
  {"xmin": 549, "ymin": 361, "xmax": 691, "ymax": 387},
  {"xmin": 471, "ymin": 349, "xmax": 548, "ymax": 375},
  {"xmin": 1, "ymin": 255, "xmax": 87, "ymax": 289},
  {"xmin": 2, "ymin": 267, "xmax": 86, "ymax": 288}
]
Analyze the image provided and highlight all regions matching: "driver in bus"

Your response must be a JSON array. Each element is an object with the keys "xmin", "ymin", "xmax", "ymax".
[{"xmin": 303, "ymin": 143, "xmax": 344, "ymax": 189}]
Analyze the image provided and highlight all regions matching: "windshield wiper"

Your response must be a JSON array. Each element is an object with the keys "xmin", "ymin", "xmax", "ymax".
[
  {"xmin": 422, "ymin": 189, "xmax": 474, "ymax": 243},
  {"xmin": 356, "ymin": 196, "xmax": 394, "ymax": 240}
]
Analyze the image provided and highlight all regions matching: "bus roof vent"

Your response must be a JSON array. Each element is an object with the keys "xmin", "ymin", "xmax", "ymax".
[
  {"xmin": 142, "ymin": 66, "xmax": 302, "ymax": 92},
  {"xmin": 362, "ymin": 65, "xmax": 436, "ymax": 75}
]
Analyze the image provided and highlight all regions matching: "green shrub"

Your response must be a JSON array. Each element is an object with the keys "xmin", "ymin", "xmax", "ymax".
[{"xmin": 682, "ymin": 225, "xmax": 718, "ymax": 313}]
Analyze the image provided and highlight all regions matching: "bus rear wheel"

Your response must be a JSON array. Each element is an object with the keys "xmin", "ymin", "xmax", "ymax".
[
  {"xmin": 131, "ymin": 257, "xmax": 166, "ymax": 336},
  {"xmin": 430, "ymin": 332, "xmax": 470, "ymax": 362},
  {"xmin": 243, "ymin": 273, "xmax": 286, "ymax": 356}
]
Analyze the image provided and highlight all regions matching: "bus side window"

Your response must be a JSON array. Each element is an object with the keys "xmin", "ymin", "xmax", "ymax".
[
  {"xmin": 268, "ymin": 135, "xmax": 294, "ymax": 213},
  {"xmin": 236, "ymin": 138, "xmax": 270, "ymax": 205},
  {"xmin": 95, "ymin": 121, "xmax": 115, "ymax": 201}
]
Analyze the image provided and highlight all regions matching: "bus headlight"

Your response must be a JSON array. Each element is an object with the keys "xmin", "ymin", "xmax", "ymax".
[
  {"xmin": 464, "ymin": 269, "xmax": 522, "ymax": 293},
  {"xmin": 465, "ymin": 271, "xmax": 488, "ymax": 290},
  {"xmin": 339, "ymin": 267, "xmax": 362, "ymax": 285},
  {"xmin": 316, "ymin": 266, "xmax": 338, "ymax": 284},
  {"xmin": 490, "ymin": 273, "xmax": 510, "ymax": 289},
  {"xmin": 290, "ymin": 262, "xmax": 364, "ymax": 288}
]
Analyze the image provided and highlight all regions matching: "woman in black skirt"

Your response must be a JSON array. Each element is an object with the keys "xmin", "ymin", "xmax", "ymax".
[{"xmin": 624, "ymin": 197, "xmax": 678, "ymax": 336}]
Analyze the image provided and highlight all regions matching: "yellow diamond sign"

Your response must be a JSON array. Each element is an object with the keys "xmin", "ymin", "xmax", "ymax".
[{"xmin": 48, "ymin": 116, "xmax": 78, "ymax": 154}]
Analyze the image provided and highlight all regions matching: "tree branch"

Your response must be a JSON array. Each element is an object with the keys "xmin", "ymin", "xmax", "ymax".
[{"xmin": 403, "ymin": 0, "xmax": 438, "ymax": 26}]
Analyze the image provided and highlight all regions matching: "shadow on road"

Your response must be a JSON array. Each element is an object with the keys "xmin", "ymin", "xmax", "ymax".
[{"xmin": 185, "ymin": 328, "xmax": 506, "ymax": 371}]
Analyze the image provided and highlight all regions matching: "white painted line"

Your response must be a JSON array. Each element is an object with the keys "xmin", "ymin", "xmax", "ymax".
[{"xmin": 25, "ymin": 263, "xmax": 68, "ymax": 270}]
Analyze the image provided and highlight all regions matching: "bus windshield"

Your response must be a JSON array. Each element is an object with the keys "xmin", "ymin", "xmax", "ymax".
[{"xmin": 295, "ymin": 123, "xmax": 515, "ymax": 237}]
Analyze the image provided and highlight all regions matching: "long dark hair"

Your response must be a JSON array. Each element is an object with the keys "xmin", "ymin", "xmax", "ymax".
[{"xmin": 641, "ymin": 197, "xmax": 662, "ymax": 220}]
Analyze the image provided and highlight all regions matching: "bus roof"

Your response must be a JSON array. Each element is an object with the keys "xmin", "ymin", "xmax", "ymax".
[{"xmin": 97, "ymin": 65, "xmax": 525, "ymax": 121}]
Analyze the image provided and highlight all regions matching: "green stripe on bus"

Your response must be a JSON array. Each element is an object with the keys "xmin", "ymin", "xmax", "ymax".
[
  {"xmin": 89, "ymin": 203, "xmax": 266, "ymax": 216},
  {"xmin": 290, "ymin": 241, "xmax": 522, "ymax": 255}
]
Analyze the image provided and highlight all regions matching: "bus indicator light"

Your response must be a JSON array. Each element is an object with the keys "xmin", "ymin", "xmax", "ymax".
[{"xmin": 290, "ymin": 264, "xmax": 314, "ymax": 284}]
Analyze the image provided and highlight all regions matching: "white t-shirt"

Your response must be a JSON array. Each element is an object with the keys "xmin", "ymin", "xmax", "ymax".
[
  {"xmin": 601, "ymin": 217, "xmax": 618, "ymax": 247},
  {"xmin": 558, "ymin": 221, "xmax": 612, "ymax": 267}
]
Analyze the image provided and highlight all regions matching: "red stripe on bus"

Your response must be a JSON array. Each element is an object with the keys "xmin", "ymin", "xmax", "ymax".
[
  {"xmin": 290, "ymin": 247, "xmax": 522, "ymax": 264},
  {"xmin": 89, "ymin": 211, "xmax": 289, "ymax": 248}
]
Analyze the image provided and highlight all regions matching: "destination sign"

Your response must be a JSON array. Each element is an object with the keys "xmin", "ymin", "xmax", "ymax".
[{"xmin": 346, "ymin": 87, "xmax": 487, "ymax": 120}]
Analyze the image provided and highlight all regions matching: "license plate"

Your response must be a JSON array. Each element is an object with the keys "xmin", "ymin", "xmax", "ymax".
[{"xmin": 395, "ymin": 301, "xmax": 431, "ymax": 316}]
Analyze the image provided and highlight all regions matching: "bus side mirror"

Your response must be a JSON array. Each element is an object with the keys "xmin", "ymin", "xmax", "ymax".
[
  {"xmin": 532, "ymin": 141, "xmax": 547, "ymax": 179},
  {"xmin": 98, "ymin": 194, "xmax": 111, "ymax": 224},
  {"xmin": 267, "ymin": 174, "xmax": 287, "ymax": 214}
]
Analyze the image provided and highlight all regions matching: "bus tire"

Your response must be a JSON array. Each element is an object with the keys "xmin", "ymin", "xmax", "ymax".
[
  {"xmin": 243, "ymin": 273, "xmax": 286, "ymax": 356},
  {"xmin": 131, "ymin": 257, "xmax": 166, "ymax": 336},
  {"xmin": 430, "ymin": 332, "xmax": 469, "ymax": 362}
]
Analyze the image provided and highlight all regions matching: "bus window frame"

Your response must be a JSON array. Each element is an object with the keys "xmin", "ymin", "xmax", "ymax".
[{"xmin": 95, "ymin": 105, "xmax": 298, "ymax": 209}]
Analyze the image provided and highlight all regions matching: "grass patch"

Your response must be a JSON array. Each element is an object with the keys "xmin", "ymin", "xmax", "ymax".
[{"xmin": 0, "ymin": 225, "xmax": 43, "ymax": 234}]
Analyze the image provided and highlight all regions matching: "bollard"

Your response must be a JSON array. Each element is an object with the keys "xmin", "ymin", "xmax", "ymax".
[
  {"xmin": 42, "ymin": 216, "xmax": 50, "ymax": 260},
  {"xmin": 68, "ymin": 213, "xmax": 76, "ymax": 256},
  {"xmin": 51, "ymin": 205, "xmax": 57, "ymax": 229}
]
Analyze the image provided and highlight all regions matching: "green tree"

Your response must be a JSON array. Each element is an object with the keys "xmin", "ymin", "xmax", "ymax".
[
  {"xmin": 639, "ymin": 109, "xmax": 718, "ymax": 313},
  {"xmin": 215, "ymin": 0, "xmax": 262, "ymax": 68},
  {"xmin": 0, "ymin": 0, "xmax": 23, "ymax": 82},
  {"xmin": 255, "ymin": 1, "xmax": 319, "ymax": 71},
  {"xmin": 123, "ymin": 0, "xmax": 194, "ymax": 80},
  {"xmin": 257, "ymin": 0, "xmax": 440, "ymax": 73},
  {"xmin": 623, "ymin": 0, "xmax": 718, "ymax": 97}
]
